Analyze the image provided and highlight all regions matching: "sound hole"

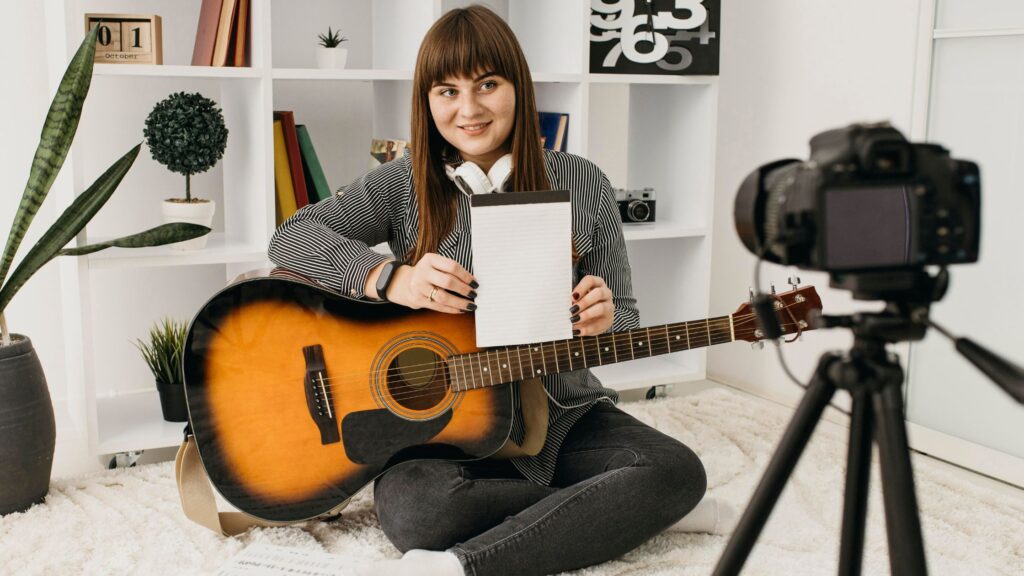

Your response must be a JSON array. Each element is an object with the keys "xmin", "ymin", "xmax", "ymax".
[{"xmin": 387, "ymin": 348, "xmax": 448, "ymax": 410}]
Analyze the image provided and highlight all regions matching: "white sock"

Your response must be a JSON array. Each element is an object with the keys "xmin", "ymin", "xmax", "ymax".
[
  {"xmin": 351, "ymin": 549, "xmax": 465, "ymax": 576},
  {"xmin": 666, "ymin": 496, "xmax": 737, "ymax": 535}
]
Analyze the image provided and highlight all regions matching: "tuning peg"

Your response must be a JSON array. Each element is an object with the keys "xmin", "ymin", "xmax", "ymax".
[
  {"xmin": 751, "ymin": 340, "xmax": 765, "ymax": 350},
  {"xmin": 748, "ymin": 287, "xmax": 755, "ymax": 303},
  {"xmin": 770, "ymin": 281, "xmax": 777, "ymax": 295},
  {"xmin": 788, "ymin": 275, "xmax": 801, "ymax": 290}
]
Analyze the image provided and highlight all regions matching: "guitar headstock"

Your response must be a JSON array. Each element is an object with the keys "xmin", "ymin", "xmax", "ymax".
[{"xmin": 732, "ymin": 284, "xmax": 823, "ymax": 343}]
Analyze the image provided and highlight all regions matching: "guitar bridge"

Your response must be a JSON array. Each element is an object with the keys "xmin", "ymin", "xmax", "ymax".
[{"xmin": 303, "ymin": 344, "xmax": 340, "ymax": 445}]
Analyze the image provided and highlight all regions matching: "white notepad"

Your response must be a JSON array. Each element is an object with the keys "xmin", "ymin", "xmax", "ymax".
[{"xmin": 470, "ymin": 189, "xmax": 573, "ymax": 348}]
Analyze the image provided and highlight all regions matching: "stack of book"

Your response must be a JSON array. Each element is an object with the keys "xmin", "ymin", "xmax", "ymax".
[
  {"xmin": 192, "ymin": 0, "xmax": 251, "ymax": 67},
  {"xmin": 273, "ymin": 111, "xmax": 332, "ymax": 226},
  {"xmin": 538, "ymin": 111, "xmax": 569, "ymax": 152}
]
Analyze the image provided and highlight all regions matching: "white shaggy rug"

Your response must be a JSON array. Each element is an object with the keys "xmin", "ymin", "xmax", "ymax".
[{"xmin": 2, "ymin": 387, "xmax": 1023, "ymax": 575}]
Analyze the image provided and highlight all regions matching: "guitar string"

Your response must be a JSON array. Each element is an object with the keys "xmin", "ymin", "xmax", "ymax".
[
  {"xmin": 306, "ymin": 308, "xmax": 789, "ymax": 389},
  {"xmin": 332, "ymin": 331, "xmax": 752, "ymax": 405},
  {"xmin": 227, "ymin": 309, "xmax": 799, "ymax": 404},
  {"xmin": 227, "ymin": 309, "xmax": 782, "ymax": 395},
  {"xmin": 300, "ymin": 313, "xmax": 805, "ymax": 404},
  {"xmin": 250, "ymin": 324, "xmax": 780, "ymax": 407},
  {"xmin": 324, "ymin": 310, "xmax": 808, "ymax": 404}
]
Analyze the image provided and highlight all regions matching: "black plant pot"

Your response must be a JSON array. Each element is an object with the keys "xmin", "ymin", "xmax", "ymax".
[
  {"xmin": 0, "ymin": 334, "xmax": 56, "ymax": 516},
  {"xmin": 156, "ymin": 381, "xmax": 189, "ymax": 422}
]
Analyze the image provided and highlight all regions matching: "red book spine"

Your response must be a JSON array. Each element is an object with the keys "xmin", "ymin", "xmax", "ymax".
[{"xmin": 273, "ymin": 111, "xmax": 310, "ymax": 208}]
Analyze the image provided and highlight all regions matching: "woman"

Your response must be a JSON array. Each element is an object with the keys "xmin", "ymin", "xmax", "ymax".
[{"xmin": 268, "ymin": 6, "xmax": 716, "ymax": 575}]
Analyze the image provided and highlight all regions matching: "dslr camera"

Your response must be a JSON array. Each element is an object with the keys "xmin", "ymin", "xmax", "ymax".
[
  {"xmin": 734, "ymin": 122, "xmax": 980, "ymax": 276},
  {"xmin": 615, "ymin": 187, "xmax": 656, "ymax": 223}
]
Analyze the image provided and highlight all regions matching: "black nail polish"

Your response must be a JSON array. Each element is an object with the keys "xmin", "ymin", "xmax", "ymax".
[
  {"xmin": 569, "ymin": 304, "xmax": 579, "ymax": 314},
  {"xmin": 467, "ymin": 303, "xmax": 477, "ymax": 311},
  {"xmin": 470, "ymin": 280, "xmax": 479, "ymax": 289},
  {"xmin": 570, "ymin": 314, "xmax": 580, "ymax": 323},
  {"xmin": 469, "ymin": 290, "xmax": 477, "ymax": 300},
  {"xmin": 572, "ymin": 329, "xmax": 580, "ymax": 336}
]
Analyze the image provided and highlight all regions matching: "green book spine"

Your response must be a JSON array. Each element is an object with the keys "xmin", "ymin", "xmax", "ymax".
[{"xmin": 295, "ymin": 124, "xmax": 331, "ymax": 203}]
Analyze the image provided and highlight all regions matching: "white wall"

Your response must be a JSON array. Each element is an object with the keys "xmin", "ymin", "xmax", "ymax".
[
  {"xmin": 708, "ymin": 0, "xmax": 922, "ymax": 408},
  {"xmin": 0, "ymin": 1, "xmax": 102, "ymax": 477}
]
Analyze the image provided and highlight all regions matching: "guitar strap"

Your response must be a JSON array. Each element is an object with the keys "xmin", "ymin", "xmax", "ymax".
[
  {"xmin": 175, "ymin": 378, "xmax": 544, "ymax": 535},
  {"xmin": 174, "ymin": 435, "xmax": 349, "ymax": 536},
  {"xmin": 490, "ymin": 377, "xmax": 550, "ymax": 459}
]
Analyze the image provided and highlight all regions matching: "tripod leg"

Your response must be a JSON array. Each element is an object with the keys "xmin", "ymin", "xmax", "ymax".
[
  {"xmin": 838, "ymin": 388, "xmax": 873, "ymax": 576},
  {"xmin": 712, "ymin": 353, "xmax": 840, "ymax": 576},
  {"xmin": 873, "ymin": 381, "xmax": 928, "ymax": 575}
]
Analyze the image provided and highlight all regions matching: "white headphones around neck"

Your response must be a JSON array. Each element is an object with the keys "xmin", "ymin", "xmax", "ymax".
[{"xmin": 444, "ymin": 153, "xmax": 513, "ymax": 196}]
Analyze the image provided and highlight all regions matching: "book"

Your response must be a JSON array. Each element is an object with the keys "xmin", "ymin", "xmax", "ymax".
[
  {"xmin": 273, "ymin": 120, "xmax": 298, "ymax": 226},
  {"xmin": 296, "ymin": 125, "xmax": 332, "ymax": 204},
  {"xmin": 232, "ymin": 0, "xmax": 249, "ymax": 67},
  {"xmin": 538, "ymin": 111, "xmax": 568, "ymax": 152},
  {"xmin": 212, "ymin": 0, "xmax": 239, "ymax": 67},
  {"xmin": 369, "ymin": 138, "xmax": 411, "ymax": 169},
  {"xmin": 273, "ymin": 111, "xmax": 310, "ymax": 209},
  {"xmin": 191, "ymin": 0, "xmax": 222, "ymax": 66}
]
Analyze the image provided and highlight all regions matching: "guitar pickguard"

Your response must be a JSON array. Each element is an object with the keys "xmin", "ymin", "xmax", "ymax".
[{"xmin": 341, "ymin": 408, "xmax": 452, "ymax": 465}]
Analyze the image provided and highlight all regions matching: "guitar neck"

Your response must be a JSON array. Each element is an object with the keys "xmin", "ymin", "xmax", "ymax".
[{"xmin": 449, "ymin": 315, "xmax": 735, "ymax": 391}]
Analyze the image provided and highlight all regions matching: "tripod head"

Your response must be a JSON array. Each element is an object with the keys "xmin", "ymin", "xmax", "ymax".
[{"xmin": 811, "ymin": 267, "xmax": 1024, "ymax": 404}]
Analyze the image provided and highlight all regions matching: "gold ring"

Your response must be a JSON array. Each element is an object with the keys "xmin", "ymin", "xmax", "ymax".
[{"xmin": 429, "ymin": 286, "xmax": 438, "ymax": 302}]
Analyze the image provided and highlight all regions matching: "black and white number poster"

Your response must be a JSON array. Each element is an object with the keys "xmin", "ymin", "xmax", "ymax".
[{"xmin": 590, "ymin": 0, "xmax": 720, "ymax": 75}]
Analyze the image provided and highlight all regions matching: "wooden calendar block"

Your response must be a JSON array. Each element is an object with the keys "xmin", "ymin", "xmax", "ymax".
[
  {"xmin": 89, "ymin": 21, "xmax": 122, "ymax": 56},
  {"xmin": 123, "ymin": 21, "xmax": 152, "ymax": 55},
  {"xmin": 85, "ymin": 14, "xmax": 163, "ymax": 65}
]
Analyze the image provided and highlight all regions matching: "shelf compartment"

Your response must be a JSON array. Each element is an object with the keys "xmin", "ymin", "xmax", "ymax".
[
  {"xmin": 588, "ymin": 74, "xmax": 718, "ymax": 85},
  {"xmin": 85, "ymin": 233, "xmax": 267, "ymax": 269},
  {"xmin": 533, "ymin": 72, "xmax": 587, "ymax": 84},
  {"xmin": 93, "ymin": 64, "xmax": 263, "ymax": 78},
  {"xmin": 96, "ymin": 390, "xmax": 187, "ymax": 454},
  {"xmin": 622, "ymin": 224, "xmax": 707, "ymax": 241},
  {"xmin": 591, "ymin": 356, "xmax": 703, "ymax": 392},
  {"xmin": 272, "ymin": 68, "xmax": 412, "ymax": 81}
]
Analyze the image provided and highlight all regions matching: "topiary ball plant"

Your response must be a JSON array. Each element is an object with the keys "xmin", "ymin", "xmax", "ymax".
[{"xmin": 143, "ymin": 91, "xmax": 228, "ymax": 203}]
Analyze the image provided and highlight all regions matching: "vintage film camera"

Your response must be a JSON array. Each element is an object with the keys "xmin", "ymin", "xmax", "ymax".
[{"xmin": 615, "ymin": 187, "xmax": 656, "ymax": 223}]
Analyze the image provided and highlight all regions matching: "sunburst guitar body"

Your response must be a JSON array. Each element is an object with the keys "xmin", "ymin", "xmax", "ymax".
[{"xmin": 183, "ymin": 270, "xmax": 821, "ymax": 523}]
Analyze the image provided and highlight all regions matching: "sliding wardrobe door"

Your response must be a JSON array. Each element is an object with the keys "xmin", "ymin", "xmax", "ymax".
[{"xmin": 904, "ymin": 0, "xmax": 1024, "ymax": 486}]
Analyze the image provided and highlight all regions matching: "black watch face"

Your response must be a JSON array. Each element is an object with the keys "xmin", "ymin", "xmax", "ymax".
[{"xmin": 377, "ymin": 262, "xmax": 396, "ymax": 299}]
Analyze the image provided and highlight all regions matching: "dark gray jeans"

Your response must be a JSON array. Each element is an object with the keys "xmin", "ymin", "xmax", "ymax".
[{"xmin": 373, "ymin": 401, "xmax": 707, "ymax": 575}]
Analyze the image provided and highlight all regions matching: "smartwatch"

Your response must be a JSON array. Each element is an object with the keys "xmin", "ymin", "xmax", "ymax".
[{"xmin": 374, "ymin": 260, "xmax": 402, "ymax": 302}]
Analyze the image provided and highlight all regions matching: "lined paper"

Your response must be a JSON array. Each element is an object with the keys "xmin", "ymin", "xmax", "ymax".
[
  {"xmin": 470, "ymin": 190, "xmax": 573, "ymax": 347},
  {"xmin": 217, "ymin": 543, "xmax": 348, "ymax": 575}
]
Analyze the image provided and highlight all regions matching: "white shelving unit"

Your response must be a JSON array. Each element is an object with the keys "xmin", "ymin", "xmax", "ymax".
[{"xmin": 45, "ymin": 0, "xmax": 719, "ymax": 458}]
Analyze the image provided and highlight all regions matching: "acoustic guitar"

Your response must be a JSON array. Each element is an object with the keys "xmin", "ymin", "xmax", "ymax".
[{"xmin": 182, "ymin": 270, "xmax": 821, "ymax": 522}]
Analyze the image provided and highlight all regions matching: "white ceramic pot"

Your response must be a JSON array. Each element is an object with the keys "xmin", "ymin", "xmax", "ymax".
[
  {"xmin": 161, "ymin": 199, "xmax": 215, "ymax": 251},
  {"xmin": 316, "ymin": 46, "xmax": 348, "ymax": 69}
]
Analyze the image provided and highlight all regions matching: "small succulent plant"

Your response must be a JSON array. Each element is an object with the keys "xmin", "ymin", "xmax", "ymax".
[{"xmin": 318, "ymin": 27, "xmax": 348, "ymax": 48}]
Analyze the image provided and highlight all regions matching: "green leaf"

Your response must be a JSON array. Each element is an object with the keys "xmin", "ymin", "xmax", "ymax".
[
  {"xmin": 0, "ymin": 144, "xmax": 138, "ymax": 314},
  {"xmin": 0, "ymin": 25, "xmax": 99, "ymax": 289},
  {"xmin": 133, "ymin": 316, "xmax": 188, "ymax": 386},
  {"xmin": 59, "ymin": 222, "xmax": 211, "ymax": 256}
]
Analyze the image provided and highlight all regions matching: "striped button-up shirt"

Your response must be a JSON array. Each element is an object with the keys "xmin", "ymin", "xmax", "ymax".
[{"xmin": 267, "ymin": 149, "xmax": 640, "ymax": 485}]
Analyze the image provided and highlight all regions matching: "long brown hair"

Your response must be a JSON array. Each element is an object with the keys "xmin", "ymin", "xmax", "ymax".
[{"xmin": 407, "ymin": 5, "xmax": 551, "ymax": 265}]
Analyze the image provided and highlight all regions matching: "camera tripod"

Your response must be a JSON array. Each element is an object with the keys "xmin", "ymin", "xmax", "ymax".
[{"xmin": 713, "ymin": 311, "xmax": 929, "ymax": 576}]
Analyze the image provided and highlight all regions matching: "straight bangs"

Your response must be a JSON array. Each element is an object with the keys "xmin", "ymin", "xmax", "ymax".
[{"xmin": 414, "ymin": 10, "xmax": 518, "ymax": 100}]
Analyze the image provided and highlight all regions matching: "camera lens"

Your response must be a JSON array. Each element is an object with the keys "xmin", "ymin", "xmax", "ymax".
[{"xmin": 628, "ymin": 201, "xmax": 651, "ymax": 222}]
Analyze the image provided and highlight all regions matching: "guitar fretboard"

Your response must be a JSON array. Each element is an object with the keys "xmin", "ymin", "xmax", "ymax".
[{"xmin": 448, "ymin": 315, "xmax": 734, "ymax": 391}]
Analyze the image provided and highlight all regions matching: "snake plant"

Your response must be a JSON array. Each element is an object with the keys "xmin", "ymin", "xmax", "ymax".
[{"xmin": 0, "ymin": 25, "xmax": 210, "ymax": 346}]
